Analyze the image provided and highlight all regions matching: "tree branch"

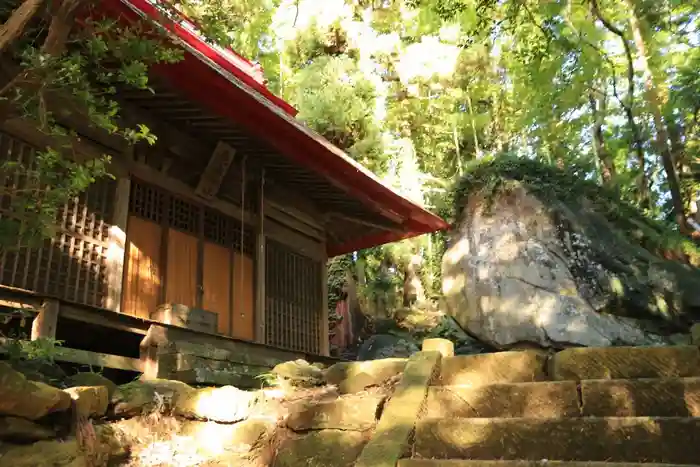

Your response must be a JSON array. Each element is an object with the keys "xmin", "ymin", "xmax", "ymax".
[
  {"xmin": 589, "ymin": 0, "xmax": 648, "ymax": 207},
  {"xmin": 0, "ymin": 0, "xmax": 45, "ymax": 54}
]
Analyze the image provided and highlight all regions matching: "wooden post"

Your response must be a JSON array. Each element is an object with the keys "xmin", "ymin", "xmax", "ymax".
[
  {"xmin": 254, "ymin": 170, "xmax": 266, "ymax": 344},
  {"xmin": 31, "ymin": 299, "xmax": 59, "ymax": 341},
  {"xmin": 105, "ymin": 169, "xmax": 131, "ymax": 313},
  {"xmin": 319, "ymin": 255, "xmax": 330, "ymax": 356},
  {"xmin": 139, "ymin": 325, "xmax": 168, "ymax": 380}
]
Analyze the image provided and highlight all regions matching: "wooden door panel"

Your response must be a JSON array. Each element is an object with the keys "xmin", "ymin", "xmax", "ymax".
[
  {"xmin": 122, "ymin": 216, "xmax": 162, "ymax": 319},
  {"xmin": 232, "ymin": 252, "xmax": 255, "ymax": 341},
  {"xmin": 203, "ymin": 242, "xmax": 231, "ymax": 335},
  {"xmin": 165, "ymin": 229, "xmax": 198, "ymax": 309}
]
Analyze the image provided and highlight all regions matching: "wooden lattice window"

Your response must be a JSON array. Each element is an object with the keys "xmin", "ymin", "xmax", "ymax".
[
  {"xmin": 130, "ymin": 180, "xmax": 254, "ymax": 254},
  {"xmin": 0, "ymin": 131, "xmax": 114, "ymax": 307},
  {"xmin": 203, "ymin": 208, "xmax": 253, "ymax": 254},
  {"xmin": 265, "ymin": 239, "xmax": 322, "ymax": 354},
  {"xmin": 129, "ymin": 182, "xmax": 164, "ymax": 223},
  {"xmin": 167, "ymin": 196, "xmax": 199, "ymax": 235}
]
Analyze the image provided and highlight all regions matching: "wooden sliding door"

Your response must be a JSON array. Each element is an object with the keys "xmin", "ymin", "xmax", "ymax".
[
  {"xmin": 122, "ymin": 215, "xmax": 162, "ymax": 319},
  {"xmin": 164, "ymin": 229, "xmax": 198, "ymax": 308},
  {"xmin": 203, "ymin": 242, "xmax": 232, "ymax": 335},
  {"xmin": 124, "ymin": 180, "xmax": 257, "ymax": 339},
  {"xmin": 231, "ymin": 252, "xmax": 255, "ymax": 340}
]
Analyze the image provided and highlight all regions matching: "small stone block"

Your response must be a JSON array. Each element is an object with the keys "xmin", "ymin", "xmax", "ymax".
[
  {"xmin": 691, "ymin": 323, "xmax": 700, "ymax": 345},
  {"xmin": 422, "ymin": 338, "xmax": 454, "ymax": 357}
]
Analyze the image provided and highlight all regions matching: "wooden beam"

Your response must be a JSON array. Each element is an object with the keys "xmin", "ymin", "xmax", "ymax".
[
  {"xmin": 264, "ymin": 181, "xmax": 325, "ymax": 231},
  {"xmin": 53, "ymin": 346, "xmax": 144, "ymax": 372},
  {"xmin": 117, "ymin": 98, "xmax": 209, "ymax": 160},
  {"xmin": 254, "ymin": 171, "xmax": 266, "ymax": 344},
  {"xmin": 320, "ymin": 257, "xmax": 330, "ymax": 357},
  {"xmin": 265, "ymin": 218, "xmax": 326, "ymax": 261},
  {"xmin": 30, "ymin": 299, "xmax": 59, "ymax": 341},
  {"xmin": 325, "ymin": 212, "xmax": 402, "ymax": 233},
  {"xmin": 264, "ymin": 204, "xmax": 324, "ymax": 242},
  {"xmin": 0, "ymin": 118, "xmax": 109, "ymax": 162},
  {"xmin": 59, "ymin": 304, "xmax": 149, "ymax": 335},
  {"xmin": 195, "ymin": 141, "xmax": 236, "ymax": 200},
  {"xmin": 105, "ymin": 174, "xmax": 131, "ymax": 313},
  {"xmin": 0, "ymin": 338, "xmax": 143, "ymax": 372}
]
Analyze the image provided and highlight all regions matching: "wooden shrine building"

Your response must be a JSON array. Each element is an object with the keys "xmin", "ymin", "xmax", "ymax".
[{"xmin": 0, "ymin": 0, "xmax": 447, "ymax": 386}]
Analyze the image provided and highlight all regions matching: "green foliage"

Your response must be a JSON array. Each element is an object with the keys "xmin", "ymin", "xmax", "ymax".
[
  {"xmin": 288, "ymin": 55, "xmax": 386, "ymax": 172},
  {"xmin": 4, "ymin": 337, "xmax": 64, "ymax": 363}
]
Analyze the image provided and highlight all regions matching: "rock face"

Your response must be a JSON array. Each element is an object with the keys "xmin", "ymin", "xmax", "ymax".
[{"xmin": 442, "ymin": 158, "xmax": 700, "ymax": 349}]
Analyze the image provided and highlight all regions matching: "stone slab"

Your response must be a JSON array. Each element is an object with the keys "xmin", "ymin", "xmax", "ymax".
[
  {"xmin": 581, "ymin": 378, "xmax": 700, "ymax": 417},
  {"xmin": 325, "ymin": 358, "xmax": 406, "ymax": 394},
  {"xmin": 426, "ymin": 381, "xmax": 579, "ymax": 419},
  {"xmin": 439, "ymin": 351, "xmax": 548, "ymax": 386},
  {"xmin": 398, "ymin": 461, "xmax": 700, "ymax": 467},
  {"xmin": 354, "ymin": 351, "xmax": 442, "ymax": 467},
  {"xmin": 286, "ymin": 393, "xmax": 383, "ymax": 431},
  {"xmin": 273, "ymin": 430, "xmax": 369, "ymax": 467},
  {"xmin": 65, "ymin": 386, "xmax": 109, "ymax": 418},
  {"xmin": 414, "ymin": 417, "xmax": 700, "ymax": 464},
  {"xmin": 551, "ymin": 346, "xmax": 700, "ymax": 381}
]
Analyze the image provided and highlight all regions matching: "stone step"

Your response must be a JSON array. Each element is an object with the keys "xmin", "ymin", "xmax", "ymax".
[
  {"xmin": 426, "ymin": 381, "xmax": 580, "ymax": 419},
  {"xmin": 426, "ymin": 377, "xmax": 700, "ymax": 418},
  {"xmin": 551, "ymin": 346, "xmax": 700, "ymax": 381},
  {"xmin": 581, "ymin": 378, "xmax": 700, "ymax": 417},
  {"xmin": 413, "ymin": 417, "xmax": 700, "ymax": 464},
  {"xmin": 398, "ymin": 461, "xmax": 700, "ymax": 467},
  {"xmin": 438, "ymin": 351, "xmax": 548, "ymax": 386}
]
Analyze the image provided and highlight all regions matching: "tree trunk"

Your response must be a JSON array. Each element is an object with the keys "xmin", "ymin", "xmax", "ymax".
[
  {"xmin": 624, "ymin": 0, "xmax": 687, "ymax": 230},
  {"xmin": 589, "ymin": 90, "xmax": 615, "ymax": 183},
  {"xmin": 590, "ymin": 0, "xmax": 649, "ymax": 208},
  {"xmin": 402, "ymin": 254, "xmax": 425, "ymax": 307}
]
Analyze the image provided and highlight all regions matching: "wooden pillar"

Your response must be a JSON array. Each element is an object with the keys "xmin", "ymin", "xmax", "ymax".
[
  {"xmin": 105, "ymin": 169, "xmax": 131, "ymax": 313},
  {"xmin": 31, "ymin": 299, "xmax": 59, "ymax": 341},
  {"xmin": 254, "ymin": 170, "xmax": 266, "ymax": 344},
  {"xmin": 320, "ymin": 256, "xmax": 330, "ymax": 356}
]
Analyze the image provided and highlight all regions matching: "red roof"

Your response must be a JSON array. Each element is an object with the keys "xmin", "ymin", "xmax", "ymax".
[{"xmin": 96, "ymin": 0, "xmax": 449, "ymax": 256}]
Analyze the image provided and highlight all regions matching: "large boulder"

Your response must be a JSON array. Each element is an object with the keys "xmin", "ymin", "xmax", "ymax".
[
  {"xmin": 442, "ymin": 157, "xmax": 700, "ymax": 349},
  {"xmin": 0, "ymin": 362, "xmax": 71, "ymax": 420}
]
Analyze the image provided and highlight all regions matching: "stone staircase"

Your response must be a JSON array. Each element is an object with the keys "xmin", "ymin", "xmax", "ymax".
[{"xmin": 398, "ymin": 345, "xmax": 700, "ymax": 467}]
